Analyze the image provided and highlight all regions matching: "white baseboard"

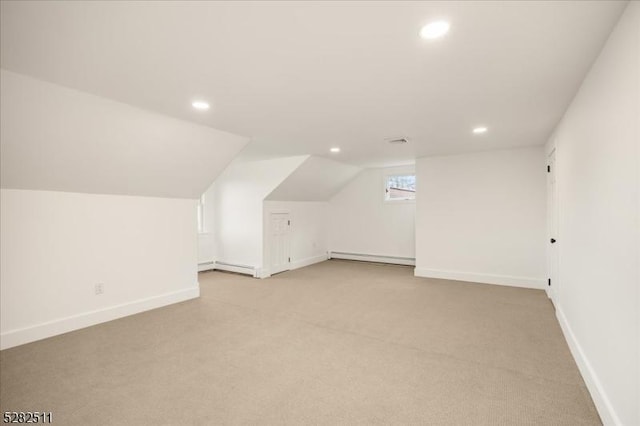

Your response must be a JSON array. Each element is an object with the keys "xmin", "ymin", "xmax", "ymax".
[
  {"xmin": 258, "ymin": 254, "xmax": 329, "ymax": 279},
  {"xmin": 414, "ymin": 268, "xmax": 545, "ymax": 289},
  {"xmin": 213, "ymin": 261, "xmax": 256, "ymax": 277},
  {"xmin": 255, "ymin": 268, "xmax": 271, "ymax": 279},
  {"xmin": 0, "ymin": 285, "xmax": 200, "ymax": 350},
  {"xmin": 291, "ymin": 254, "xmax": 329, "ymax": 270},
  {"xmin": 198, "ymin": 261, "xmax": 215, "ymax": 272},
  {"xmin": 556, "ymin": 307, "xmax": 620, "ymax": 425},
  {"xmin": 545, "ymin": 286, "xmax": 554, "ymax": 300},
  {"xmin": 329, "ymin": 251, "xmax": 415, "ymax": 266}
]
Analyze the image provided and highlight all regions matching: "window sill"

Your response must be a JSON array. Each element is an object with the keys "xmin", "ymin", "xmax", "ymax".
[{"xmin": 384, "ymin": 199, "xmax": 416, "ymax": 204}]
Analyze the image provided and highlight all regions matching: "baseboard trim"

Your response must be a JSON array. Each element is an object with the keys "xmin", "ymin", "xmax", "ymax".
[
  {"xmin": 545, "ymin": 286, "xmax": 554, "ymax": 300},
  {"xmin": 255, "ymin": 268, "xmax": 271, "ymax": 279},
  {"xmin": 329, "ymin": 251, "xmax": 415, "ymax": 266},
  {"xmin": 291, "ymin": 254, "xmax": 329, "ymax": 270},
  {"xmin": 259, "ymin": 254, "xmax": 329, "ymax": 279},
  {"xmin": 213, "ymin": 261, "xmax": 256, "ymax": 277},
  {"xmin": 556, "ymin": 307, "xmax": 620, "ymax": 425},
  {"xmin": 0, "ymin": 286, "xmax": 200, "ymax": 350},
  {"xmin": 198, "ymin": 261, "xmax": 215, "ymax": 272},
  {"xmin": 414, "ymin": 268, "xmax": 545, "ymax": 289}
]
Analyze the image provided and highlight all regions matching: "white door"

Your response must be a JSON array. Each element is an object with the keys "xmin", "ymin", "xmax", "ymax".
[
  {"xmin": 547, "ymin": 150, "xmax": 559, "ymax": 301},
  {"xmin": 270, "ymin": 212, "xmax": 291, "ymax": 275}
]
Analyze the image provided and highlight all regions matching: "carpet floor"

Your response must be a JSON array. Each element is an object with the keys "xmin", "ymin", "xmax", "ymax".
[{"xmin": 0, "ymin": 260, "xmax": 600, "ymax": 425}]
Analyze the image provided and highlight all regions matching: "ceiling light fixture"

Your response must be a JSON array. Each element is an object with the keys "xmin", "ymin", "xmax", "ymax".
[
  {"xmin": 330, "ymin": 147, "xmax": 341, "ymax": 153},
  {"xmin": 473, "ymin": 126, "xmax": 488, "ymax": 134},
  {"xmin": 192, "ymin": 100, "xmax": 210, "ymax": 111},
  {"xmin": 420, "ymin": 21, "xmax": 450, "ymax": 40}
]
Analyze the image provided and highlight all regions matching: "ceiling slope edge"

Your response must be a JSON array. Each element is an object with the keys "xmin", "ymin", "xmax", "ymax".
[
  {"xmin": 0, "ymin": 70, "xmax": 249, "ymax": 199},
  {"xmin": 266, "ymin": 156, "xmax": 362, "ymax": 202}
]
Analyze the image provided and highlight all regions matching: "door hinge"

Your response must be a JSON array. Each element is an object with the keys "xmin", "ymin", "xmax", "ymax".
[
  {"xmin": 548, "ymin": 278, "xmax": 551, "ymax": 286},
  {"xmin": 547, "ymin": 165, "xmax": 550, "ymax": 173},
  {"xmin": 288, "ymin": 220, "xmax": 290, "ymax": 225},
  {"xmin": 288, "ymin": 257, "xmax": 291, "ymax": 262}
]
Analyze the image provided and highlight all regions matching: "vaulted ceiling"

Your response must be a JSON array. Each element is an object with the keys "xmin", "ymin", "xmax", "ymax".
[
  {"xmin": 0, "ymin": 70, "xmax": 248, "ymax": 198},
  {"xmin": 266, "ymin": 157, "xmax": 361, "ymax": 201},
  {"xmin": 1, "ymin": 1, "xmax": 627, "ymax": 167}
]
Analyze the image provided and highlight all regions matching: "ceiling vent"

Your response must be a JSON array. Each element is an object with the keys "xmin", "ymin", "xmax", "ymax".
[{"xmin": 387, "ymin": 137, "xmax": 409, "ymax": 145}]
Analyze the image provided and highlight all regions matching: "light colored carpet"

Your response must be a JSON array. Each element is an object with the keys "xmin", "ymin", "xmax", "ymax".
[{"xmin": 0, "ymin": 260, "xmax": 600, "ymax": 425}]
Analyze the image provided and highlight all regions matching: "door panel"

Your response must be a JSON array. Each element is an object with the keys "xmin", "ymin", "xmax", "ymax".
[
  {"xmin": 547, "ymin": 150, "xmax": 558, "ymax": 300},
  {"xmin": 270, "ymin": 213, "xmax": 291, "ymax": 275}
]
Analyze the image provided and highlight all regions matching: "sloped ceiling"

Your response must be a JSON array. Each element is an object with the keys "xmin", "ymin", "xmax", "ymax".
[
  {"xmin": 0, "ymin": 71, "xmax": 248, "ymax": 198},
  {"xmin": 0, "ymin": 1, "xmax": 627, "ymax": 166},
  {"xmin": 266, "ymin": 156, "xmax": 361, "ymax": 201},
  {"xmin": 217, "ymin": 156, "xmax": 310, "ymax": 200}
]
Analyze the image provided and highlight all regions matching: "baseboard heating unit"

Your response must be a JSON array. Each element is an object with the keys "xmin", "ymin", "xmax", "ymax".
[
  {"xmin": 213, "ymin": 261, "xmax": 257, "ymax": 277},
  {"xmin": 329, "ymin": 251, "xmax": 415, "ymax": 266}
]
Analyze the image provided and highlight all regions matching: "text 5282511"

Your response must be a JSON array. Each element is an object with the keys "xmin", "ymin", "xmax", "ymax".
[{"xmin": 3, "ymin": 412, "xmax": 52, "ymax": 423}]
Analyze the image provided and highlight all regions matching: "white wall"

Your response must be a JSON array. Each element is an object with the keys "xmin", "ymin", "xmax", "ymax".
[
  {"xmin": 0, "ymin": 70, "xmax": 248, "ymax": 349},
  {"xmin": 415, "ymin": 147, "xmax": 546, "ymax": 289},
  {"xmin": 213, "ymin": 156, "xmax": 307, "ymax": 271},
  {"xmin": 329, "ymin": 166, "xmax": 415, "ymax": 260},
  {"xmin": 263, "ymin": 201, "xmax": 329, "ymax": 274},
  {"xmin": 545, "ymin": 3, "xmax": 639, "ymax": 424},
  {"xmin": 0, "ymin": 189, "xmax": 199, "ymax": 350}
]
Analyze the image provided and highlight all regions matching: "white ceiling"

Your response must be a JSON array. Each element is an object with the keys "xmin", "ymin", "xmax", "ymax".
[{"xmin": 0, "ymin": 1, "xmax": 627, "ymax": 167}]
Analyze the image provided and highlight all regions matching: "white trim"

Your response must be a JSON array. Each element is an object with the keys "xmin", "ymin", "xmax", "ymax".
[
  {"xmin": 197, "ymin": 194, "xmax": 206, "ymax": 233},
  {"xmin": 198, "ymin": 260, "xmax": 215, "ymax": 272},
  {"xmin": 258, "ymin": 254, "xmax": 328, "ymax": 279},
  {"xmin": 0, "ymin": 286, "xmax": 200, "ymax": 350},
  {"xmin": 267, "ymin": 208, "xmax": 291, "ymax": 215},
  {"xmin": 254, "ymin": 268, "xmax": 270, "ymax": 279},
  {"xmin": 291, "ymin": 254, "xmax": 329, "ymax": 270},
  {"xmin": 383, "ymin": 198, "xmax": 416, "ymax": 204},
  {"xmin": 330, "ymin": 251, "xmax": 416, "ymax": 266},
  {"xmin": 556, "ymin": 307, "xmax": 620, "ymax": 426},
  {"xmin": 546, "ymin": 147, "xmax": 558, "ymax": 302},
  {"xmin": 414, "ymin": 268, "xmax": 545, "ymax": 289},
  {"xmin": 213, "ymin": 261, "xmax": 256, "ymax": 277}
]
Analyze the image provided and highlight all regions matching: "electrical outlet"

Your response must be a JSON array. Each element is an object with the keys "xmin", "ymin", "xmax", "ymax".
[{"xmin": 95, "ymin": 283, "xmax": 104, "ymax": 295}]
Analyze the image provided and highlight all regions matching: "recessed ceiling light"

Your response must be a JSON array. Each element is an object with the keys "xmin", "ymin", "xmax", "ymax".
[
  {"xmin": 192, "ymin": 101, "xmax": 210, "ymax": 111},
  {"xmin": 473, "ymin": 126, "xmax": 488, "ymax": 134},
  {"xmin": 420, "ymin": 21, "xmax": 450, "ymax": 40},
  {"xmin": 330, "ymin": 147, "xmax": 341, "ymax": 153}
]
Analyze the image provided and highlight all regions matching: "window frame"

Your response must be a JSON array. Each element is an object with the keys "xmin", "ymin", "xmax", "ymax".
[
  {"xmin": 383, "ymin": 170, "xmax": 416, "ymax": 204},
  {"xmin": 197, "ymin": 194, "xmax": 206, "ymax": 234}
]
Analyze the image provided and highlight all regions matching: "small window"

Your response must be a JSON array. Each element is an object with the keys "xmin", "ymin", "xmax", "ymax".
[
  {"xmin": 385, "ymin": 174, "xmax": 416, "ymax": 201},
  {"xmin": 197, "ymin": 194, "xmax": 205, "ymax": 233}
]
